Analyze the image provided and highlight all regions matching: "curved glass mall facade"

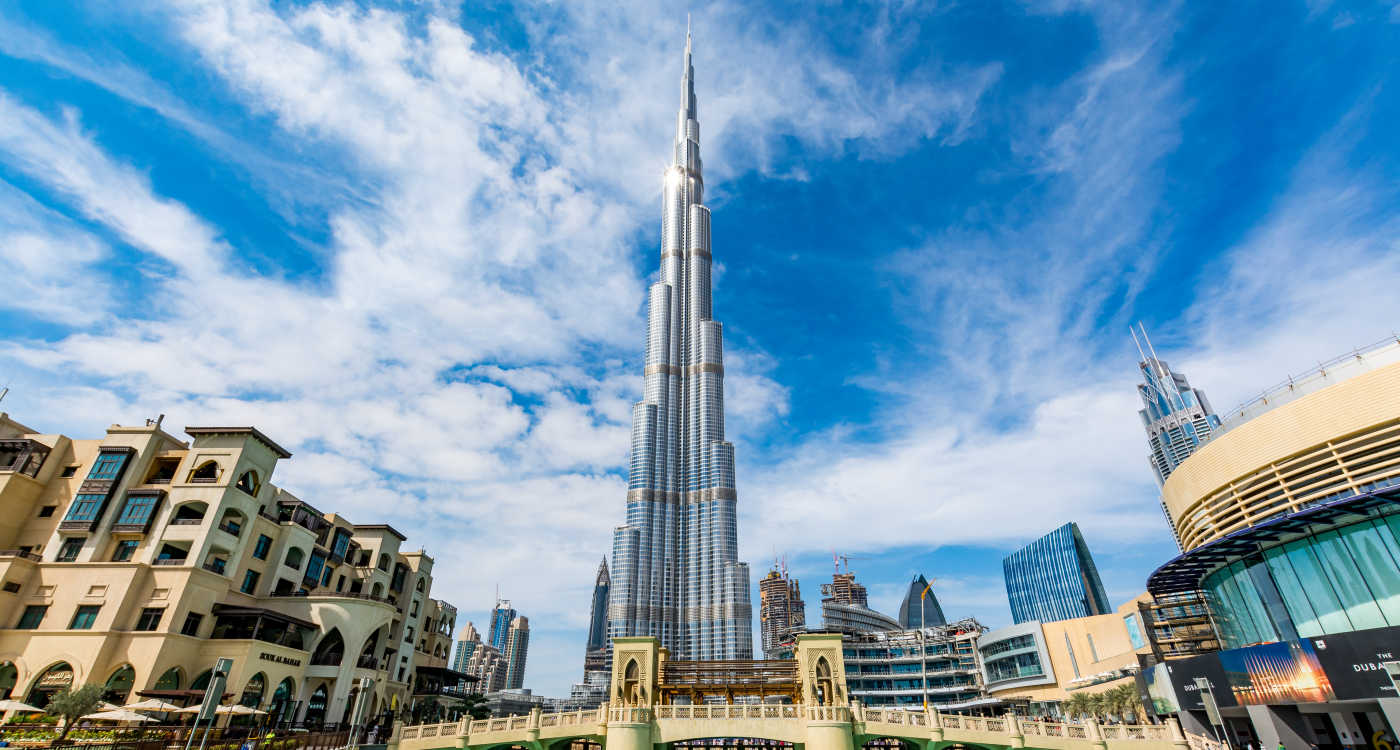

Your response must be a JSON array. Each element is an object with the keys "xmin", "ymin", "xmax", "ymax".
[
  {"xmin": 1197, "ymin": 490, "xmax": 1400, "ymax": 648},
  {"xmin": 1151, "ymin": 347, "xmax": 1400, "ymax": 649}
]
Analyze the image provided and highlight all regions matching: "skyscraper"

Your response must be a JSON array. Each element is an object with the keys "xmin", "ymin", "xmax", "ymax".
[
  {"xmin": 607, "ymin": 30, "xmax": 754, "ymax": 660},
  {"xmin": 896, "ymin": 574, "xmax": 947, "ymax": 629},
  {"xmin": 582, "ymin": 559, "xmax": 610, "ymax": 680},
  {"xmin": 1133, "ymin": 325, "xmax": 1221, "ymax": 549},
  {"xmin": 503, "ymin": 615, "xmax": 530, "ymax": 690},
  {"xmin": 586, "ymin": 558, "xmax": 610, "ymax": 652},
  {"xmin": 759, "ymin": 566, "xmax": 806, "ymax": 659},
  {"xmin": 1003, "ymin": 522, "xmax": 1111, "ymax": 625},
  {"xmin": 488, "ymin": 599, "xmax": 517, "ymax": 652}
]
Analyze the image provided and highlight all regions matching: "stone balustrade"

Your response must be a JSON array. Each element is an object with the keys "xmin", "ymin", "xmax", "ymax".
[{"xmin": 393, "ymin": 703, "xmax": 1190, "ymax": 750}]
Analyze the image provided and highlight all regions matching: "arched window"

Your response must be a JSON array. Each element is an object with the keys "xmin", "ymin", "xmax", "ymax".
[
  {"xmin": 284, "ymin": 547, "xmax": 305, "ymax": 571},
  {"xmin": 154, "ymin": 667, "xmax": 182, "ymax": 691},
  {"xmin": 814, "ymin": 657, "xmax": 834, "ymax": 706},
  {"xmin": 0, "ymin": 662, "xmax": 18, "ymax": 699},
  {"xmin": 305, "ymin": 684, "xmax": 329, "ymax": 726},
  {"xmin": 622, "ymin": 659, "xmax": 640, "ymax": 706},
  {"xmin": 26, "ymin": 662, "xmax": 75, "ymax": 708},
  {"xmin": 377, "ymin": 553, "xmax": 390, "ymax": 571},
  {"xmin": 191, "ymin": 669, "xmax": 213, "ymax": 691},
  {"xmin": 104, "ymin": 665, "xmax": 136, "ymax": 703},
  {"xmin": 189, "ymin": 461, "xmax": 219, "ymax": 483},
  {"xmin": 269, "ymin": 678, "xmax": 295, "ymax": 723},
  {"xmin": 371, "ymin": 582, "xmax": 384, "ymax": 599},
  {"xmin": 171, "ymin": 502, "xmax": 207, "ymax": 523},
  {"xmin": 415, "ymin": 577, "xmax": 425, "ymax": 593},
  {"xmin": 235, "ymin": 470, "xmax": 260, "ymax": 496},
  {"xmin": 311, "ymin": 629, "xmax": 345, "ymax": 666},
  {"xmin": 240, "ymin": 672, "xmax": 266, "ymax": 707},
  {"xmin": 217, "ymin": 509, "xmax": 245, "ymax": 538}
]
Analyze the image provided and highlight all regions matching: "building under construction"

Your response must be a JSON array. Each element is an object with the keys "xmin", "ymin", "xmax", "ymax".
[
  {"xmin": 759, "ymin": 566, "xmax": 806, "ymax": 660},
  {"xmin": 820, "ymin": 570, "xmax": 900, "ymax": 634}
]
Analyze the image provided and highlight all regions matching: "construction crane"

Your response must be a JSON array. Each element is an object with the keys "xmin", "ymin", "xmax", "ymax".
[{"xmin": 831, "ymin": 552, "xmax": 869, "ymax": 575}]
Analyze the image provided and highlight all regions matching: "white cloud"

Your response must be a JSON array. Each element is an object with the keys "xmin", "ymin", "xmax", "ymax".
[{"xmin": 0, "ymin": 0, "xmax": 997, "ymax": 697}]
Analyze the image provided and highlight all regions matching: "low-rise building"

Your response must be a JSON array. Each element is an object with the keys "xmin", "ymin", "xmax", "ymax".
[
  {"xmin": 978, "ymin": 597, "xmax": 1152, "ymax": 717},
  {"xmin": 0, "ymin": 413, "xmax": 458, "ymax": 730},
  {"xmin": 841, "ymin": 618, "xmax": 987, "ymax": 709}
]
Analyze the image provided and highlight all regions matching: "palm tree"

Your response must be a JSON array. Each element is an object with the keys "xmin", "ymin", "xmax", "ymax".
[
  {"xmin": 1062, "ymin": 693, "xmax": 1090, "ymax": 720},
  {"xmin": 1112, "ymin": 684, "xmax": 1143, "ymax": 723}
]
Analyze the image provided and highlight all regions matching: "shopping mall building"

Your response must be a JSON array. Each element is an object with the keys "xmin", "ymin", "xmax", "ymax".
[
  {"xmin": 1143, "ymin": 340, "xmax": 1400, "ymax": 750},
  {"xmin": 0, "ymin": 413, "xmax": 463, "ymax": 728}
]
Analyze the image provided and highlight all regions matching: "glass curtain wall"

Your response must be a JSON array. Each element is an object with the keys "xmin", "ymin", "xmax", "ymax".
[{"xmin": 1203, "ymin": 512, "xmax": 1400, "ymax": 647}]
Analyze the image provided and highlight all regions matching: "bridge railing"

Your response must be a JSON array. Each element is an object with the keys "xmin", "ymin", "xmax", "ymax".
[
  {"xmin": 398, "ymin": 703, "xmax": 1186, "ymax": 747},
  {"xmin": 654, "ymin": 704, "xmax": 804, "ymax": 720}
]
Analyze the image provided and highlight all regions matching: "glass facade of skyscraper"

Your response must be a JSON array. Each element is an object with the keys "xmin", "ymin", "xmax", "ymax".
[
  {"xmin": 1003, "ymin": 522, "xmax": 1111, "ymax": 625},
  {"xmin": 607, "ymin": 32, "xmax": 753, "ymax": 660}
]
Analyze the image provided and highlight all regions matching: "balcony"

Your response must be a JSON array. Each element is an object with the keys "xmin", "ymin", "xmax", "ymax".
[
  {"xmin": 0, "ymin": 549, "xmax": 41, "ymax": 562},
  {"xmin": 357, "ymin": 654, "xmax": 380, "ymax": 670},
  {"xmin": 203, "ymin": 560, "xmax": 228, "ymax": 575},
  {"xmin": 217, "ymin": 522, "xmax": 242, "ymax": 538},
  {"xmin": 153, "ymin": 558, "xmax": 187, "ymax": 566},
  {"xmin": 170, "ymin": 518, "xmax": 203, "ymax": 526}
]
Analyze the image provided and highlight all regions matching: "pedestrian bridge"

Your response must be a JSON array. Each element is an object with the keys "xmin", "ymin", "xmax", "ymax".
[
  {"xmin": 390, "ymin": 634, "xmax": 1202, "ymax": 750},
  {"xmin": 394, "ymin": 703, "xmax": 1195, "ymax": 750}
]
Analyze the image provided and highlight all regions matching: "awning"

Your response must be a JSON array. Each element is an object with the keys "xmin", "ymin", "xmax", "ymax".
[
  {"xmin": 1147, "ymin": 485, "xmax": 1400, "ymax": 596},
  {"xmin": 212, "ymin": 603, "xmax": 317, "ymax": 631},
  {"xmin": 415, "ymin": 666, "xmax": 476, "ymax": 683}
]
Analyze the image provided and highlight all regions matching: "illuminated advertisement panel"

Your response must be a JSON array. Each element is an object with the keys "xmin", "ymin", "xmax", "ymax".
[{"xmin": 1306, "ymin": 626, "xmax": 1400, "ymax": 700}]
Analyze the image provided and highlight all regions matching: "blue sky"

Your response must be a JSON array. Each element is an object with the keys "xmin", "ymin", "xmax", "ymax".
[{"xmin": 2, "ymin": 0, "xmax": 1400, "ymax": 697}]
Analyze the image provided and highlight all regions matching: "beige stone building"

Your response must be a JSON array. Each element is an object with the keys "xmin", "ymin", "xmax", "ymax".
[
  {"xmin": 0, "ymin": 412, "xmax": 463, "ymax": 727},
  {"xmin": 978, "ymin": 596, "xmax": 1154, "ymax": 716}
]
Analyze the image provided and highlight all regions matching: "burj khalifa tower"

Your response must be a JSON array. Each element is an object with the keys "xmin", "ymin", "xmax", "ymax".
[{"xmin": 607, "ymin": 30, "xmax": 754, "ymax": 660}]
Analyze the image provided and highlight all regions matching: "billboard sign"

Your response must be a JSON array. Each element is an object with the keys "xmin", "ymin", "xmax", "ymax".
[{"xmin": 1306, "ymin": 627, "xmax": 1400, "ymax": 700}]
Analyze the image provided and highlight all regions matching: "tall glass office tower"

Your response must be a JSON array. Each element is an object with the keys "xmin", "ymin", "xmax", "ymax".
[
  {"xmin": 1003, "ymin": 522, "xmax": 1111, "ymax": 624},
  {"xmin": 1133, "ymin": 325, "xmax": 1221, "ymax": 549},
  {"xmin": 488, "ymin": 599, "xmax": 517, "ymax": 652},
  {"xmin": 608, "ymin": 30, "xmax": 754, "ymax": 660}
]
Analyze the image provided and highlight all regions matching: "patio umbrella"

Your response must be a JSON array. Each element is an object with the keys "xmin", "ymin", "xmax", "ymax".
[
  {"xmin": 81, "ymin": 709, "xmax": 158, "ymax": 723},
  {"xmin": 0, "ymin": 699, "xmax": 44, "ymax": 712},
  {"xmin": 124, "ymin": 699, "xmax": 183, "ymax": 712},
  {"xmin": 176, "ymin": 704, "xmax": 267, "ymax": 716},
  {"xmin": 218, "ymin": 705, "xmax": 267, "ymax": 716}
]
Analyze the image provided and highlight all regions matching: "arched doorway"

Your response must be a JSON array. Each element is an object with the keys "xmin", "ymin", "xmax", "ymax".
[
  {"xmin": 26, "ymin": 662, "xmax": 74, "ymax": 709},
  {"xmin": 269, "ymin": 678, "xmax": 295, "ymax": 725},
  {"xmin": 341, "ymin": 685, "xmax": 360, "ymax": 726},
  {"xmin": 240, "ymin": 672, "xmax": 266, "ymax": 707},
  {"xmin": 0, "ymin": 662, "xmax": 17, "ymax": 698},
  {"xmin": 104, "ymin": 665, "xmax": 136, "ymax": 703},
  {"xmin": 233, "ymin": 673, "xmax": 266, "ymax": 728},
  {"xmin": 304, "ymin": 684, "xmax": 328, "ymax": 727}
]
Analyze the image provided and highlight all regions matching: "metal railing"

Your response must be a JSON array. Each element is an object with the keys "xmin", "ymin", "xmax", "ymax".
[{"xmin": 0, "ymin": 548, "xmax": 41, "ymax": 561}]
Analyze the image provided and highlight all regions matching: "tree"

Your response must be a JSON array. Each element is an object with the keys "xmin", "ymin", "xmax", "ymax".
[
  {"xmin": 1062, "ymin": 693, "xmax": 1090, "ymax": 720},
  {"xmin": 459, "ymin": 694, "xmax": 491, "ymax": 721},
  {"xmin": 1110, "ymin": 684, "xmax": 1143, "ymax": 723},
  {"xmin": 46, "ymin": 684, "xmax": 106, "ymax": 743}
]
